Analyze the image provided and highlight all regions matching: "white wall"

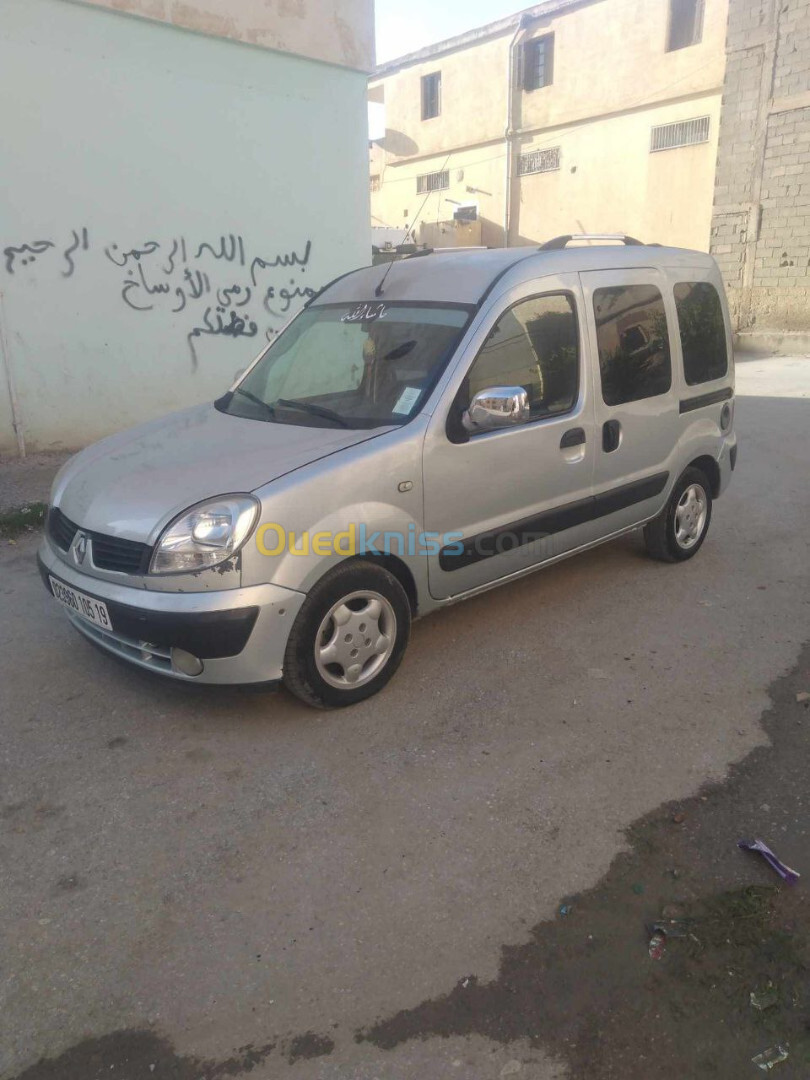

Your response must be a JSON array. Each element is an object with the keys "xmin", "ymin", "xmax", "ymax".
[{"xmin": 0, "ymin": 0, "xmax": 371, "ymax": 452}]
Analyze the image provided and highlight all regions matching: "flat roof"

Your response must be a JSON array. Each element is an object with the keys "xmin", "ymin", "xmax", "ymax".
[
  {"xmin": 313, "ymin": 245, "xmax": 717, "ymax": 308},
  {"xmin": 372, "ymin": 0, "xmax": 588, "ymax": 78}
]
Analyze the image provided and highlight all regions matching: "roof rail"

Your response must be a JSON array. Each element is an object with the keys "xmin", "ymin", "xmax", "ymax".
[{"xmin": 540, "ymin": 233, "xmax": 644, "ymax": 250}]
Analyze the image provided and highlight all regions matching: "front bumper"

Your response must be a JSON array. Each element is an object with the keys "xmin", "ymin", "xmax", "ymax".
[{"xmin": 38, "ymin": 539, "xmax": 305, "ymax": 684}]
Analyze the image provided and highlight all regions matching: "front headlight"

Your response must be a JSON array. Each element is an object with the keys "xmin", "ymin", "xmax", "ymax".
[{"xmin": 149, "ymin": 494, "xmax": 259, "ymax": 575}]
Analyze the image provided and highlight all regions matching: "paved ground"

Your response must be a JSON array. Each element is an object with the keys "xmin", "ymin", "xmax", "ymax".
[{"xmin": 1, "ymin": 355, "xmax": 809, "ymax": 1080}]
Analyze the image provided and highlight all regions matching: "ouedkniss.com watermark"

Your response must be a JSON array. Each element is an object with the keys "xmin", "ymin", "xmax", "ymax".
[{"xmin": 255, "ymin": 523, "xmax": 554, "ymax": 562}]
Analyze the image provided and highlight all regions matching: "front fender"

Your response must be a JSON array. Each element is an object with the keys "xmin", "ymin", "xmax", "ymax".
[
  {"xmin": 246, "ymin": 499, "xmax": 432, "ymax": 598},
  {"xmin": 240, "ymin": 420, "xmax": 432, "ymax": 603}
]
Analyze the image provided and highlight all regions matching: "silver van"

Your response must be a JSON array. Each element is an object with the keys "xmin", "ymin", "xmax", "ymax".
[{"xmin": 39, "ymin": 236, "xmax": 737, "ymax": 708}]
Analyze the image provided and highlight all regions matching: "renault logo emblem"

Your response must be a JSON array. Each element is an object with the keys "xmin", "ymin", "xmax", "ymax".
[{"xmin": 72, "ymin": 533, "xmax": 88, "ymax": 566}]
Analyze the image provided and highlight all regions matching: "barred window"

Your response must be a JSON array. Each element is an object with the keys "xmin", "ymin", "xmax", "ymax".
[
  {"xmin": 650, "ymin": 116, "xmax": 710, "ymax": 152},
  {"xmin": 416, "ymin": 170, "xmax": 450, "ymax": 194},
  {"xmin": 518, "ymin": 147, "xmax": 561, "ymax": 176},
  {"xmin": 370, "ymin": 174, "xmax": 381, "ymax": 193}
]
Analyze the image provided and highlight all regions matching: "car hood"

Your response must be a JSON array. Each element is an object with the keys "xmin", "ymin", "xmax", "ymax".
[{"xmin": 53, "ymin": 403, "xmax": 384, "ymax": 543}]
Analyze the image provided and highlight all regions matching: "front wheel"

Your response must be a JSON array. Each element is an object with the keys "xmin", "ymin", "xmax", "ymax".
[
  {"xmin": 282, "ymin": 560, "xmax": 411, "ymax": 708},
  {"xmin": 644, "ymin": 467, "xmax": 713, "ymax": 563}
]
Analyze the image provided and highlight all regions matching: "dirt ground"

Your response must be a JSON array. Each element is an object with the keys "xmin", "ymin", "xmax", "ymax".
[
  {"xmin": 8, "ymin": 647, "xmax": 810, "ymax": 1079},
  {"xmin": 0, "ymin": 451, "xmax": 72, "ymax": 515},
  {"xmin": 358, "ymin": 644, "xmax": 810, "ymax": 1079},
  {"xmin": 2, "ymin": 355, "xmax": 809, "ymax": 1080}
]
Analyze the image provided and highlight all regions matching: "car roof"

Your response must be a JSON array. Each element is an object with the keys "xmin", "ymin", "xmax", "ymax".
[{"xmin": 311, "ymin": 244, "xmax": 719, "ymax": 308}]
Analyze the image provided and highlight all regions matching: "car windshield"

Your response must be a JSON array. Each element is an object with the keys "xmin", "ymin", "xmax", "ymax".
[{"xmin": 217, "ymin": 302, "xmax": 473, "ymax": 429}]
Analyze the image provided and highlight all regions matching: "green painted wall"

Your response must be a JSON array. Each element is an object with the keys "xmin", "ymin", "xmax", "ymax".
[{"xmin": 0, "ymin": 0, "xmax": 371, "ymax": 451}]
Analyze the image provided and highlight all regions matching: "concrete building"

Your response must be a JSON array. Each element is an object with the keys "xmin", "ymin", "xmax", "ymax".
[
  {"xmin": 710, "ymin": 0, "xmax": 810, "ymax": 337},
  {"xmin": 0, "ymin": 0, "xmax": 374, "ymax": 454},
  {"xmin": 369, "ymin": 0, "xmax": 728, "ymax": 252}
]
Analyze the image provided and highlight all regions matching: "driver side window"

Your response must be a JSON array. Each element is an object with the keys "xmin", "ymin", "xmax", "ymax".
[{"xmin": 466, "ymin": 293, "xmax": 579, "ymax": 422}]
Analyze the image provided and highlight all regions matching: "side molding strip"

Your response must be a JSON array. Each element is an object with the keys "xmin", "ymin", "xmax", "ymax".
[
  {"xmin": 438, "ymin": 471, "xmax": 669, "ymax": 572},
  {"xmin": 679, "ymin": 387, "xmax": 733, "ymax": 414}
]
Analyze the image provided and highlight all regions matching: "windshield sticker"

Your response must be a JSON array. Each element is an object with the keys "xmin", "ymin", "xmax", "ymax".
[
  {"xmin": 392, "ymin": 386, "xmax": 422, "ymax": 415},
  {"xmin": 341, "ymin": 302, "xmax": 388, "ymax": 324}
]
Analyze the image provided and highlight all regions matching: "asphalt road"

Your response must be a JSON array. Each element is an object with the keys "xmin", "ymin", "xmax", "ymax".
[{"xmin": 1, "ymin": 355, "xmax": 809, "ymax": 1080}]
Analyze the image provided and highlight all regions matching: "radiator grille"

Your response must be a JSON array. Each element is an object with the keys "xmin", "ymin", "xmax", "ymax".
[
  {"xmin": 48, "ymin": 507, "xmax": 78, "ymax": 551},
  {"xmin": 49, "ymin": 507, "xmax": 152, "ymax": 574},
  {"xmin": 91, "ymin": 534, "xmax": 151, "ymax": 574}
]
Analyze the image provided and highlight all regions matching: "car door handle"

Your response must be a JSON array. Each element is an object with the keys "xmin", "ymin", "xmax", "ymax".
[
  {"xmin": 602, "ymin": 419, "xmax": 622, "ymax": 453},
  {"xmin": 560, "ymin": 427, "xmax": 586, "ymax": 449}
]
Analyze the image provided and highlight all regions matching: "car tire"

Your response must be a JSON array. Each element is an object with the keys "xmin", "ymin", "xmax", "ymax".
[
  {"xmin": 282, "ymin": 559, "xmax": 411, "ymax": 709},
  {"xmin": 644, "ymin": 466, "xmax": 713, "ymax": 563}
]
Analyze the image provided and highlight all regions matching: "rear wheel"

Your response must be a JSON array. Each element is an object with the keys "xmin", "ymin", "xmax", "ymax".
[
  {"xmin": 644, "ymin": 466, "xmax": 713, "ymax": 563},
  {"xmin": 282, "ymin": 560, "xmax": 411, "ymax": 708}
]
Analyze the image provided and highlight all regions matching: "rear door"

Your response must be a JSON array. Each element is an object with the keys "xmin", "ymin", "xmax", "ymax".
[{"xmin": 579, "ymin": 268, "xmax": 681, "ymax": 535}]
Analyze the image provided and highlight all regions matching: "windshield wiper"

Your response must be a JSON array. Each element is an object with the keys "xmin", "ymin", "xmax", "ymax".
[
  {"xmin": 274, "ymin": 398, "xmax": 350, "ymax": 428},
  {"xmin": 233, "ymin": 387, "xmax": 276, "ymax": 419}
]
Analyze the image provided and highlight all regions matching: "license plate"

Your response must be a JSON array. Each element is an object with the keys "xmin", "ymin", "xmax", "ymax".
[{"xmin": 49, "ymin": 576, "xmax": 113, "ymax": 631}]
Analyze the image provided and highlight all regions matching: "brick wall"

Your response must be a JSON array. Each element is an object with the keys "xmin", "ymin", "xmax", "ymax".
[
  {"xmin": 710, "ymin": 0, "xmax": 810, "ymax": 330},
  {"xmin": 773, "ymin": 0, "xmax": 810, "ymax": 98}
]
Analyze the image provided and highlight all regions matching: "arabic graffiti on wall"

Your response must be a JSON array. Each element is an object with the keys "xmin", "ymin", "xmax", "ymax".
[{"xmin": 2, "ymin": 227, "xmax": 319, "ymax": 370}]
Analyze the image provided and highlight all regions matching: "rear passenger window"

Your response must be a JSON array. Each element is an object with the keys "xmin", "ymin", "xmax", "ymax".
[
  {"xmin": 467, "ymin": 293, "xmax": 579, "ymax": 421},
  {"xmin": 674, "ymin": 282, "xmax": 729, "ymax": 385},
  {"xmin": 594, "ymin": 285, "xmax": 672, "ymax": 406}
]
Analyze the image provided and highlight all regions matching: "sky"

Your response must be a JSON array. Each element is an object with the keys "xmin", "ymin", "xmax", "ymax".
[{"xmin": 375, "ymin": 0, "xmax": 528, "ymax": 65}]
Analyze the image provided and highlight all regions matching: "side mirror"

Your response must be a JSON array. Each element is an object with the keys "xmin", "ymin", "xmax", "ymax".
[{"xmin": 462, "ymin": 386, "xmax": 529, "ymax": 433}]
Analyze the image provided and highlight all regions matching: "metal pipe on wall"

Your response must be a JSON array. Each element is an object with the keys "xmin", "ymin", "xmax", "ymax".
[
  {"xmin": 504, "ymin": 14, "xmax": 531, "ymax": 248},
  {"xmin": 0, "ymin": 291, "xmax": 26, "ymax": 459}
]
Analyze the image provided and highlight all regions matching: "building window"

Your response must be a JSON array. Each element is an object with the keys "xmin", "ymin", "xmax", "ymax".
[
  {"xmin": 416, "ymin": 170, "xmax": 449, "ymax": 194},
  {"xmin": 594, "ymin": 285, "xmax": 672, "ymax": 406},
  {"xmin": 667, "ymin": 0, "xmax": 705, "ymax": 50},
  {"xmin": 518, "ymin": 146, "xmax": 561, "ymax": 176},
  {"xmin": 650, "ymin": 115, "xmax": 710, "ymax": 152},
  {"xmin": 421, "ymin": 72, "xmax": 441, "ymax": 120},
  {"xmin": 370, "ymin": 174, "xmax": 381, "ymax": 193},
  {"xmin": 523, "ymin": 35, "xmax": 554, "ymax": 91},
  {"xmin": 674, "ymin": 282, "xmax": 729, "ymax": 385},
  {"xmin": 466, "ymin": 294, "xmax": 579, "ymax": 423}
]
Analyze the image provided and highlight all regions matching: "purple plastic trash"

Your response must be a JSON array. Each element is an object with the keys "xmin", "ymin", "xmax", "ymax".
[{"xmin": 738, "ymin": 839, "xmax": 800, "ymax": 885}]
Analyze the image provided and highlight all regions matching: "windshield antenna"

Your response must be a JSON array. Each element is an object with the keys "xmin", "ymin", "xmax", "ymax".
[{"xmin": 375, "ymin": 151, "xmax": 452, "ymax": 298}]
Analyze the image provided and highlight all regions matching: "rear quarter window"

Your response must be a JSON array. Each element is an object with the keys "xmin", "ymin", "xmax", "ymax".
[{"xmin": 673, "ymin": 282, "xmax": 729, "ymax": 385}]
